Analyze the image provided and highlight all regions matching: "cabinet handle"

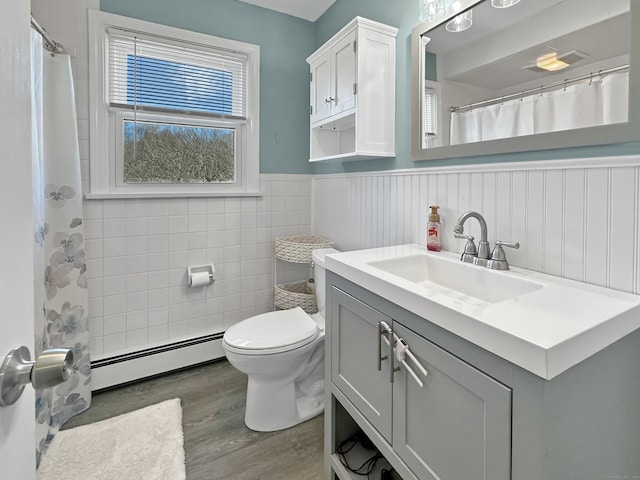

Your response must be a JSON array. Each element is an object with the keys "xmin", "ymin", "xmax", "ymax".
[
  {"xmin": 377, "ymin": 322, "xmax": 397, "ymax": 383},
  {"xmin": 379, "ymin": 323, "xmax": 428, "ymax": 385},
  {"xmin": 377, "ymin": 321, "xmax": 390, "ymax": 371},
  {"xmin": 389, "ymin": 328, "xmax": 398, "ymax": 383},
  {"xmin": 325, "ymin": 97, "xmax": 335, "ymax": 103}
]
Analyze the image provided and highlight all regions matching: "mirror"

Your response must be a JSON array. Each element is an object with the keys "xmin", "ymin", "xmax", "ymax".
[{"xmin": 411, "ymin": 0, "xmax": 640, "ymax": 161}]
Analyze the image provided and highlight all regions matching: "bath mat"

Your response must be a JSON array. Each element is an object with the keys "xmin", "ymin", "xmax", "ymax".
[{"xmin": 37, "ymin": 398, "xmax": 186, "ymax": 480}]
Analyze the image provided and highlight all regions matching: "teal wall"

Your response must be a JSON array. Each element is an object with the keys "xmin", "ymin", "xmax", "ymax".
[
  {"xmin": 101, "ymin": 0, "xmax": 640, "ymax": 176},
  {"xmin": 100, "ymin": 0, "xmax": 316, "ymax": 174},
  {"xmin": 313, "ymin": 0, "xmax": 640, "ymax": 174}
]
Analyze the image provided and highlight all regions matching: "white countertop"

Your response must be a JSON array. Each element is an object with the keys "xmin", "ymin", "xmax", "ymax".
[{"xmin": 325, "ymin": 244, "xmax": 640, "ymax": 380}]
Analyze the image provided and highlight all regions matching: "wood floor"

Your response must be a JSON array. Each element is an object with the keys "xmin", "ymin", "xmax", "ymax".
[{"xmin": 63, "ymin": 359, "xmax": 324, "ymax": 480}]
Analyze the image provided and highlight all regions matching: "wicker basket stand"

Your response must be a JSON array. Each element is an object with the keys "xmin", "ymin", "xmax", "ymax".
[{"xmin": 273, "ymin": 235, "xmax": 334, "ymax": 314}]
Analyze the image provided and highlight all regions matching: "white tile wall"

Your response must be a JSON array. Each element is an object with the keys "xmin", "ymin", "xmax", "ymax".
[
  {"xmin": 31, "ymin": 0, "xmax": 313, "ymax": 360},
  {"xmin": 312, "ymin": 157, "xmax": 640, "ymax": 297},
  {"xmin": 83, "ymin": 187, "xmax": 312, "ymax": 359}
]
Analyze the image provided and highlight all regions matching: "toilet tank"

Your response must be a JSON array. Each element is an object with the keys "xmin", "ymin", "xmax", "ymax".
[{"xmin": 311, "ymin": 248, "xmax": 339, "ymax": 317}]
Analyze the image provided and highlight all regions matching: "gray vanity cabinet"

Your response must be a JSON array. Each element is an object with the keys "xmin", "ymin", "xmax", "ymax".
[
  {"xmin": 392, "ymin": 322, "xmax": 511, "ymax": 480},
  {"xmin": 329, "ymin": 283, "xmax": 512, "ymax": 480},
  {"xmin": 326, "ymin": 271, "xmax": 640, "ymax": 480},
  {"xmin": 330, "ymin": 286, "xmax": 393, "ymax": 441}
]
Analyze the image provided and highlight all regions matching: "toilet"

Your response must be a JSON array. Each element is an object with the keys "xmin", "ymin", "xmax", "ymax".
[{"xmin": 222, "ymin": 247, "xmax": 338, "ymax": 432}]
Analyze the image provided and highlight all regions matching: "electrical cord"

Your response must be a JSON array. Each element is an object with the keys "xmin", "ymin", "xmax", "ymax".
[
  {"xmin": 336, "ymin": 432, "xmax": 384, "ymax": 479},
  {"xmin": 380, "ymin": 468, "xmax": 395, "ymax": 480}
]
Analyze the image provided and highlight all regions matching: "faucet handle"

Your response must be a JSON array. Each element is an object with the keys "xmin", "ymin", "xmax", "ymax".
[
  {"xmin": 495, "ymin": 240, "xmax": 520, "ymax": 250},
  {"xmin": 454, "ymin": 232, "xmax": 474, "ymax": 241},
  {"xmin": 454, "ymin": 233, "xmax": 477, "ymax": 262},
  {"xmin": 488, "ymin": 240, "xmax": 520, "ymax": 270}
]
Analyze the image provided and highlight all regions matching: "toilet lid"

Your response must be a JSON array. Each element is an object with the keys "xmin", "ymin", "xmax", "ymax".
[{"xmin": 223, "ymin": 307, "xmax": 319, "ymax": 352}]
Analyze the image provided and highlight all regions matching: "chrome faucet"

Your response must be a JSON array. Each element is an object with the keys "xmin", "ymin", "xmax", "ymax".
[
  {"xmin": 453, "ymin": 211, "xmax": 491, "ymax": 266},
  {"xmin": 453, "ymin": 211, "xmax": 520, "ymax": 270}
]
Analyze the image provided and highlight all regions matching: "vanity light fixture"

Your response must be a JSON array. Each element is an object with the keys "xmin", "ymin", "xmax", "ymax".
[
  {"xmin": 419, "ymin": 0, "xmax": 446, "ymax": 23},
  {"xmin": 445, "ymin": 9, "xmax": 473, "ymax": 32},
  {"xmin": 491, "ymin": 0, "xmax": 520, "ymax": 8}
]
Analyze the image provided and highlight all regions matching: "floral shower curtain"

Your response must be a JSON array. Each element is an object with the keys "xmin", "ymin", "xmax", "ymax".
[{"xmin": 31, "ymin": 31, "xmax": 92, "ymax": 466}]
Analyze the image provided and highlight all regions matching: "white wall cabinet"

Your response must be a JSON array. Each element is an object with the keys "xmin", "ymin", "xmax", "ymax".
[{"xmin": 307, "ymin": 17, "xmax": 397, "ymax": 162}]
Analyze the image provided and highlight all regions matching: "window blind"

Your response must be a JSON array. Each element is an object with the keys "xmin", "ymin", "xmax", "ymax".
[
  {"xmin": 423, "ymin": 85, "xmax": 440, "ymax": 149},
  {"xmin": 108, "ymin": 28, "xmax": 248, "ymax": 119},
  {"xmin": 424, "ymin": 86, "xmax": 438, "ymax": 139}
]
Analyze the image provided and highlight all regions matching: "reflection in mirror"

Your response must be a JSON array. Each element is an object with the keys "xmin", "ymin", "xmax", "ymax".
[{"xmin": 412, "ymin": 0, "xmax": 636, "ymax": 160}]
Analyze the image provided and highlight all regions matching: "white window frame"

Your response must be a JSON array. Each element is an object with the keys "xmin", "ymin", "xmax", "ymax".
[{"xmin": 88, "ymin": 10, "xmax": 260, "ymax": 198}]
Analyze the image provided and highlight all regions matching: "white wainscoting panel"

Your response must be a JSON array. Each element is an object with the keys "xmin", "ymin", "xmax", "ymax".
[{"xmin": 311, "ymin": 156, "xmax": 640, "ymax": 296}]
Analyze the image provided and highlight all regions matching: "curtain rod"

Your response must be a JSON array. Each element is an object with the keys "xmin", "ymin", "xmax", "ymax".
[
  {"xmin": 450, "ymin": 64, "xmax": 629, "ymax": 113},
  {"xmin": 30, "ymin": 14, "xmax": 64, "ymax": 53}
]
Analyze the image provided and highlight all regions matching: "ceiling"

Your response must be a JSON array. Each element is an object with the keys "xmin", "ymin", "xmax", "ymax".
[
  {"xmin": 236, "ymin": 0, "xmax": 336, "ymax": 22},
  {"xmin": 425, "ymin": 0, "xmax": 630, "ymax": 92}
]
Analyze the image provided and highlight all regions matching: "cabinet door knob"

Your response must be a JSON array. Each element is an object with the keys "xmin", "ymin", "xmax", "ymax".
[{"xmin": 325, "ymin": 97, "xmax": 335, "ymax": 103}]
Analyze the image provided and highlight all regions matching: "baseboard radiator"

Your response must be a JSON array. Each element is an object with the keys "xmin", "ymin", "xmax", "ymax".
[{"xmin": 90, "ymin": 334, "xmax": 225, "ymax": 391}]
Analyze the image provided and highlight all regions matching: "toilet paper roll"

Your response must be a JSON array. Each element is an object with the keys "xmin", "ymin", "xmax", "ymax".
[{"xmin": 190, "ymin": 271, "xmax": 211, "ymax": 287}]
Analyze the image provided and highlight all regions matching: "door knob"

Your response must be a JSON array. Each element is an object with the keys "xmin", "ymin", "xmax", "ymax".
[{"xmin": 0, "ymin": 346, "xmax": 74, "ymax": 407}]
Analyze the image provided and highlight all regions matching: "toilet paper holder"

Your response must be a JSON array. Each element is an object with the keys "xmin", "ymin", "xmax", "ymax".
[{"xmin": 187, "ymin": 264, "xmax": 215, "ymax": 287}]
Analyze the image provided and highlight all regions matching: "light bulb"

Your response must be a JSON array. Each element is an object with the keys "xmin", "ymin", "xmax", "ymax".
[
  {"xmin": 491, "ymin": 0, "xmax": 521, "ymax": 8},
  {"xmin": 445, "ymin": 9, "xmax": 473, "ymax": 33}
]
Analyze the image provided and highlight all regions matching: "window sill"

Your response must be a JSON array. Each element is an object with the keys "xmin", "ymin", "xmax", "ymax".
[{"xmin": 84, "ymin": 190, "xmax": 263, "ymax": 200}]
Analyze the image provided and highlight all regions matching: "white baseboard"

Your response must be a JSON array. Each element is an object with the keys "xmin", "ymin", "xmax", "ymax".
[{"xmin": 91, "ymin": 335, "xmax": 225, "ymax": 391}]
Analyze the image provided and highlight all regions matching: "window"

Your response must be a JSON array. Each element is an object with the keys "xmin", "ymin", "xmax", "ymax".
[
  {"xmin": 88, "ymin": 11, "xmax": 260, "ymax": 197},
  {"xmin": 423, "ymin": 81, "xmax": 441, "ymax": 149}
]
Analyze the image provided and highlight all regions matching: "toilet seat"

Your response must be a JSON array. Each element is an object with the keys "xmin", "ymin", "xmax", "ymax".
[{"xmin": 223, "ymin": 307, "xmax": 319, "ymax": 355}]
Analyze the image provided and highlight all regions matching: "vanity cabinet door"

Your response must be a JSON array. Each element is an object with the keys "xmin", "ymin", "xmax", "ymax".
[
  {"xmin": 331, "ymin": 287, "xmax": 392, "ymax": 442},
  {"xmin": 392, "ymin": 322, "xmax": 512, "ymax": 480}
]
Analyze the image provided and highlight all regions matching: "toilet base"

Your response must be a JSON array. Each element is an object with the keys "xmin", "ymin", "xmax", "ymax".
[{"xmin": 244, "ymin": 376, "xmax": 324, "ymax": 432}]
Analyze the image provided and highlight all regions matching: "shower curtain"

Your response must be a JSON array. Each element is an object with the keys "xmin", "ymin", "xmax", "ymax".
[
  {"xmin": 31, "ymin": 31, "xmax": 92, "ymax": 466},
  {"xmin": 450, "ymin": 72, "xmax": 629, "ymax": 145}
]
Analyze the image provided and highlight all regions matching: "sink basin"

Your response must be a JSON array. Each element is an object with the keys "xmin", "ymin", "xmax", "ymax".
[{"xmin": 367, "ymin": 254, "xmax": 543, "ymax": 304}]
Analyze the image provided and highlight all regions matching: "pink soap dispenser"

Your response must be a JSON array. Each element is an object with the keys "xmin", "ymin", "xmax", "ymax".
[{"xmin": 427, "ymin": 205, "xmax": 441, "ymax": 252}]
